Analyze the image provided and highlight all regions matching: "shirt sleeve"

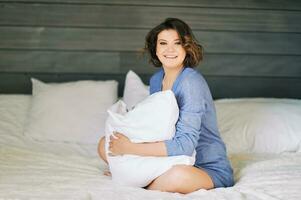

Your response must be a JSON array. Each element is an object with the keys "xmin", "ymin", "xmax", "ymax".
[
  {"xmin": 164, "ymin": 74, "xmax": 207, "ymax": 156},
  {"xmin": 149, "ymin": 75, "xmax": 155, "ymax": 95}
]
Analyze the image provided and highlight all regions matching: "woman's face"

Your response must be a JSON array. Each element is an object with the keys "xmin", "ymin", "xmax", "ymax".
[{"xmin": 156, "ymin": 29, "xmax": 186, "ymax": 70}]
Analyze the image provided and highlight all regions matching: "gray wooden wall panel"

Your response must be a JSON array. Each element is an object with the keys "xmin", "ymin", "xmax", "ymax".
[
  {"xmin": 121, "ymin": 52, "xmax": 301, "ymax": 77},
  {"xmin": 1, "ymin": 27, "xmax": 301, "ymax": 55},
  {"xmin": 0, "ymin": 0, "xmax": 300, "ymax": 98},
  {"xmin": 0, "ymin": 73, "xmax": 150, "ymax": 97},
  {"xmin": 206, "ymin": 76, "xmax": 301, "ymax": 99},
  {"xmin": 1, "ymin": 0, "xmax": 301, "ymax": 10},
  {"xmin": 1, "ymin": 51, "xmax": 301, "ymax": 78},
  {"xmin": 1, "ymin": 73, "xmax": 301, "ymax": 99},
  {"xmin": 0, "ymin": 50, "xmax": 120, "ymax": 73},
  {"xmin": 1, "ymin": 3, "xmax": 300, "ymax": 32}
]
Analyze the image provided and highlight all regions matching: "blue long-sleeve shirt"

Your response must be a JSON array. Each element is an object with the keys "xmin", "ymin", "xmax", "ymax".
[{"xmin": 149, "ymin": 67, "xmax": 233, "ymax": 175}]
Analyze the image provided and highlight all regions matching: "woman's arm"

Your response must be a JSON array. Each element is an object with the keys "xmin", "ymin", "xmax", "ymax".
[{"xmin": 109, "ymin": 133, "xmax": 168, "ymax": 157}]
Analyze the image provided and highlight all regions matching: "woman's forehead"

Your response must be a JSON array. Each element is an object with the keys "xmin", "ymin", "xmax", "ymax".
[{"xmin": 157, "ymin": 29, "xmax": 180, "ymax": 40}]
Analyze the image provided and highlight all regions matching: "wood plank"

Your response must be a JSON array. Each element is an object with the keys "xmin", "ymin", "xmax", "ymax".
[
  {"xmin": 0, "ymin": 27, "xmax": 146, "ymax": 51},
  {"xmin": 202, "ymin": 54, "xmax": 301, "ymax": 77},
  {"xmin": 1, "ymin": 27, "xmax": 301, "ymax": 55},
  {"xmin": 1, "ymin": 50, "xmax": 300, "ymax": 78},
  {"xmin": 0, "ymin": 50, "xmax": 120, "ymax": 73},
  {"xmin": 1, "ymin": 3, "xmax": 301, "ymax": 32},
  {"xmin": 120, "ymin": 52, "xmax": 301, "ymax": 77},
  {"xmin": 206, "ymin": 76, "xmax": 301, "ymax": 99},
  {"xmin": 0, "ymin": 72, "xmax": 150, "ymax": 97},
  {"xmin": 0, "ymin": 0, "xmax": 300, "ymax": 10},
  {"xmin": 1, "ymin": 73, "xmax": 301, "ymax": 99}
]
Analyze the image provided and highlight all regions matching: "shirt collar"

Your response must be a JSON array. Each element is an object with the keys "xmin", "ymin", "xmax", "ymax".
[{"xmin": 159, "ymin": 67, "xmax": 187, "ymax": 92}]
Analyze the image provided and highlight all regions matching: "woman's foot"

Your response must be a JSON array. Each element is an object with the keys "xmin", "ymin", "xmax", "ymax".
[{"xmin": 103, "ymin": 170, "xmax": 111, "ymax": 176}]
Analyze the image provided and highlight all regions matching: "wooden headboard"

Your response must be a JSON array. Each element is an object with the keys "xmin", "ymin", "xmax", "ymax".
[{"xmin": 0, "ymin": 0, "xmax": 300, "ymax": 99}]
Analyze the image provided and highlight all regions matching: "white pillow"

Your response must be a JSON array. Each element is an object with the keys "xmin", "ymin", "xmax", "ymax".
[
  {"xmin": 24, "ymin": 78, "xmax": 118, "ymax": 144},
  {"xmin": 123, "ymin": 70, "xmax": 149, "ymax": 110},
  {"xmin": 105, "ymin": 90, "xmax": 194, "ymax": 187},
  {"xmin": 215, "ymin": 98, "xmax": 301, "ymax": 154}
]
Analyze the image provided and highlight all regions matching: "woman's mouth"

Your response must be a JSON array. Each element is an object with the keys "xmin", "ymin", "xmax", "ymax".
[{"xmin": 164, "ymin": 55, "xmax": 178, "ymax": 59}]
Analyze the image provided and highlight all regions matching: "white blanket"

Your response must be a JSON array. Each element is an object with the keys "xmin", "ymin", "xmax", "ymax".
[
  {"xmin": 1, "ymin": 141, "xmax": 301, "ymax": 199},
  {"xmin": 1, "ymin": 95, "xmax": 301, "ymax": 199}
]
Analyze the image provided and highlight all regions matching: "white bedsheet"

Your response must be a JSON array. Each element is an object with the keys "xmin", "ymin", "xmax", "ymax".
[
  {"xmin": 1, "ymin": 95, "xmax": 301, "ymax": 199},
  {"xmin": 1, "ymin": 141, "xmax": 301, "ymax": 199}
]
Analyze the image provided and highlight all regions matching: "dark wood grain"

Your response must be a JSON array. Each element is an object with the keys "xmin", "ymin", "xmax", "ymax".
[
  {"xmin": 0, "ymin": 0, "xmax": 300, "ymax": 98},
  {"xmin": 0, "ymin": 0, "xmax": 300, "ymax": 10},
  {"xmin": 1, "ymin": 3, "xmax": 300, "ymax": 32},
  {"xmin": 1, "ymin": 27, "xmax": 300, "ymax": 54}
]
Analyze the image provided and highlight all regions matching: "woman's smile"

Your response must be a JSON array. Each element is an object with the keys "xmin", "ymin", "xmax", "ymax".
[{"xmin": 164, "ymin": 55, "xmax": 178, "ymax": 59}]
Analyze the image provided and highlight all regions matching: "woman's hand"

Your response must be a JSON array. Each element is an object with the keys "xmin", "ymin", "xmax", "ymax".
[
  {"xmin": 108, "ymin": 132, "xmax": 133, "ymax": 156},
  {"xmin": 108, "ymin": 132, "xmax": 167, "ymax": 157}
]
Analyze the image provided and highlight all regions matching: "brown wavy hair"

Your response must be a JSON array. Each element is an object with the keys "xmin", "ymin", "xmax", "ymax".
[{"xmin": 144, "ymin": 18, "xmax": 203, "ymax": 68}]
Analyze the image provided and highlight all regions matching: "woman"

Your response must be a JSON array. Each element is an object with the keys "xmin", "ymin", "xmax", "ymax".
[{"xmin": 98, "ymin": 18, "xmax": 234, "ymax": 194}]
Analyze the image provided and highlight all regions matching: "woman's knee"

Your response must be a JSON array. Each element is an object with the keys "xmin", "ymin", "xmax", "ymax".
[
  {"xmin": 165, "ymin": 165, "xmax": 192, "ymax": 191},
  {"xmin": 97, "ymin": 136, "xmax": 107, "ymax": 163},
  {"xmin": 148, "ymin": 165, "xmax": 214, "ymax": 194},
  {"xmin": 149, "ymin": 165, "xmax": 191, "ymax": 193}
]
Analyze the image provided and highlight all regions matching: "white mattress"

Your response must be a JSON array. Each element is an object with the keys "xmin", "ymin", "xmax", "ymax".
[{"xmin": 1, "ymin": 95, "xmax": 301, "ymax": 199}]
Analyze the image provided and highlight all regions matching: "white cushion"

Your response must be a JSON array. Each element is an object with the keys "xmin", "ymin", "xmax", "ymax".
[
  {"xmin": 105, "ymin": 90, "xmax": 194, "ymax": 187},
  {"xmin": 123, "ymin": 70, "xmax": 149, "ymax": 110},
  {"xmin": 24, "ymin": 78, "xmax": 118, "ymax": 144},
  {"xmin": 215, "ymin": 98, "xmax": 301, "ymax": 154}
]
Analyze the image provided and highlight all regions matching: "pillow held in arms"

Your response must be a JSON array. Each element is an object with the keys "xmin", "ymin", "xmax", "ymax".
[
  {"xmin": 123, "ymin": 70, "xmax": 149, "ymax": 111},
  {"xmin": 105, "ymin": 90, "xmax": 194, "ymax": 187},
  {"xmin": 24, "ymin": 78, "xmax": 118, "ymax": 144}
]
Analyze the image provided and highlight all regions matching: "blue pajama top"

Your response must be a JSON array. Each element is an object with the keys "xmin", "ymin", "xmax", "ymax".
[{"xmin": 149, "ymin": 67, "xmax": 234, "ymax": 188}]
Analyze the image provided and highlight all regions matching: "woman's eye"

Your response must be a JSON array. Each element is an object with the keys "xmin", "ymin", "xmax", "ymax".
[
  {"xmin": 175, "ymin": 42, "xmax": 181, "ymax": 45},
  {"xmin": 159, "ymin": 42, "xmax": 167, "ymax": 45}
]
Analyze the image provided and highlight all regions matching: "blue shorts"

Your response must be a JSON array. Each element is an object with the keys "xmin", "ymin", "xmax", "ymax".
[{"xmin": 194, "ymin": 164, "xmax": 234, "ymax": 188}]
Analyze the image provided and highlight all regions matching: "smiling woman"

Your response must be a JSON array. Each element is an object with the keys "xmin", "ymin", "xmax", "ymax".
[
  {"xmin": 156, "ymin": 29, "xmax": 187, "ymax": 90},
  {"xmin": 98, "ymin": 18, "xmax": 234, "ymax": 194}
]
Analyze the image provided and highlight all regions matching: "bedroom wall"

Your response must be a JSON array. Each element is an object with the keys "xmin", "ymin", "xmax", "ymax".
[{"xmin": 0, "ymin": 0, "xmax": 301, "ymax": 98}]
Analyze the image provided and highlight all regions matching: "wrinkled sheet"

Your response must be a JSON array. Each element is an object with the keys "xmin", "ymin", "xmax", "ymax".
[
  {"xmin": 0, "ymin": 95, "xmax": 301, "ymax": 199},
  {"xmin": 1, "ymin": 141, "xmax": 301, "ymax": 199}
]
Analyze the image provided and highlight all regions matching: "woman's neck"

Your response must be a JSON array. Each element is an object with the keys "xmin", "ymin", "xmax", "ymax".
[{"xmin": 162, "ymin": 66, "xmax": 184, "ymax": 90}]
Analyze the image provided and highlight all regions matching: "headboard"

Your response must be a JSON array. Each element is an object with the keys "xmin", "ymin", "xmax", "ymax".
[{"xmin": 0, "ymin": 0, "xmax": 300, "ymax": 99}]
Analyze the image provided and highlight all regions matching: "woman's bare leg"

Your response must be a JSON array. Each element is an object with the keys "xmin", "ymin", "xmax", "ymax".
[
  {"xmin": 98, "ymin": 137, "xmax": 111, "ymax": 176},
  {"xmin": 147, "ymin": 165, "xmax": 214, "ymax": 194},
  {"xmin": 97, "ymin": 137, "xmax": 108, "ymax": 164}
]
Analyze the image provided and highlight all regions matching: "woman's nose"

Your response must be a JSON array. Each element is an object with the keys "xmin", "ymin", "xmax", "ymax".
[{"xmin": 165, "ymin": 45, "xmax": 175, "ymax": 52}]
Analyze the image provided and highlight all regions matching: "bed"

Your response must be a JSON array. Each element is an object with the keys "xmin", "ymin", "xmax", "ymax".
[{"xmin": 0, "ymin": 71, "xmax": 301, "ymax": 200}]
